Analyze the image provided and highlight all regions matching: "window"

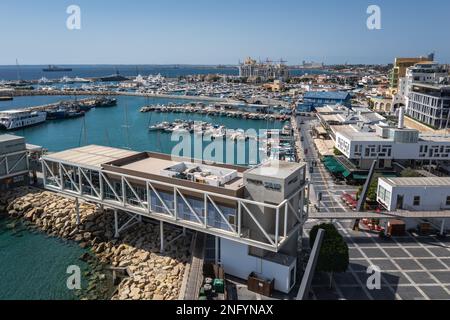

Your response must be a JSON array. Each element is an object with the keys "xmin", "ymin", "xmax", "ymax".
[
  {"xmin": 264, "ymin": 182, "xmax": 282, "ymax": 192},
  {"xmin": 446, "ymin": 196, "xmax": 450, "ymax": 206},
  {"xmin": 247, "ymin": 179, "xmax": 263, "ymax": 186},
  {"xmin": 288, "ymin": 177, "xmax": 298, "ymax": 186},
  {"xmin": 413, "ymin": 196, "xmax": 421, "ymax": 206}
]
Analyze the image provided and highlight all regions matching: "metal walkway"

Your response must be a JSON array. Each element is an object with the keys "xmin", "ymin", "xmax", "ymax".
[
  {"xmin": 183, "ymin": 232, "xmax": 206, "ymax": 300},
  {"xmin": 309, "ymin": 210, "xmax": 450, "ymax": 220}
]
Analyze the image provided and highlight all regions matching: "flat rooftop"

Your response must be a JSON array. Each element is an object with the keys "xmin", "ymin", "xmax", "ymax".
[
  {"xmin": 44, "ymin": 145, "xmax": 139, "ymax": 169},
  {"xmin": 381, "ymin": 177, "xmax": 450, "ymax": 187},
  {"xmin": 0, "ymin": 134, "xmax": 25, "ymax": 142},
  {"xmin": 109, "ymin": 155, "xmax": 245, "ymax": 191},
  {"xmin": 245, "ymin": 160, "xmax": 304, "ymax": 179},
  {"xmin": 334, "ymin": 125, "xmax": 450, "ymax": 143}
]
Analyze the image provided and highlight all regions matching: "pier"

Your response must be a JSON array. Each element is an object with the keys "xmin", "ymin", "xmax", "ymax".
[
  {"xmin": 140, "ymin": 103, "xmax": 291, "ymax": 122},
  {"xmin": 11, "ymin": 89, "xmax": 231, "ymax": 103}
]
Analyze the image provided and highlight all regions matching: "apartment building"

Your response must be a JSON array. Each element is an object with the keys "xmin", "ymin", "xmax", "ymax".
[{"xmin": 407, "ymin": 81, "xmax": 450, "ymax": 130}]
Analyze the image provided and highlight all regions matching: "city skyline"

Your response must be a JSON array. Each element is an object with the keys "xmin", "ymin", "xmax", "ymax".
[{"xmin": 1, "ymin": 0, "xmax": 449, "ymax": 65}]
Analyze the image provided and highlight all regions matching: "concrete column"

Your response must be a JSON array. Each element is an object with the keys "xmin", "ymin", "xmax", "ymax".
[
  {"xmin": 75, "ymin": 197, "xmax": 80, "ymax": 227},
  {"xmin": 114, "ymin": 210, "xmax": 119, "ymax": 238},
  {"xmin": 183, "ymin": 227, "xmax": 186, "ymax": 237},
  {"xmin": 160, "ymin": 221, "xmax": 165, "ymax": 253},
  {"xmin": 440, "ymin": 219, "xmax": 446, "ymax": 236}
]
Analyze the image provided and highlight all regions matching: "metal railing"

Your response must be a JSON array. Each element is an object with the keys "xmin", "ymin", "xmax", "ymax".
[{"xmin": 41, "ymin": 157, "xmax": 308, "ymax": 252}]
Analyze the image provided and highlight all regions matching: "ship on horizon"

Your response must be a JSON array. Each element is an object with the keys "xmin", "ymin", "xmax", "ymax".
[{"xmin": 42, "ymin": 65, "xmax": 73, "ymax": 72}]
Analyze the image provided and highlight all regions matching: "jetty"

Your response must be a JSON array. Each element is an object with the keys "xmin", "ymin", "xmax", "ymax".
[{"xmin": 140, "ymin": 103, "xmax": 291, "ymax": 122}]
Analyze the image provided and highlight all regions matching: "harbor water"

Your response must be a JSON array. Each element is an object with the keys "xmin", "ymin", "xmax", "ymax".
[
  {"xmin": 0, "ymin": 65, "xmax": 326, "ymax": 81},
  {"xmin": 0, "ymin": 95, "xmax": 285, "ymax": 165},
  {"xmin": 0, "ymin": 93, "xmax": 286, "ymax": 299},
  {"xmin": 0, "ymin": 217, "xmax": 90, "ymax": 300}
]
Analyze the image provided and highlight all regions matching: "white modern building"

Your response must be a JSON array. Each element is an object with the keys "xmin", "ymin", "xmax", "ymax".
[
  {"xmin": 41, "ymin": 145, "xmax": 308, "ymax": 294},
  {"xmin": 407, "ymin": 81, "xmax": 450, "ymax": 130},
  {"xmin": 392, "ymin": 62, "xmax": 450, "ymax": 129},
  {"xmin": 377, "ymin": 177, "xmax": 450, "ymax": 233},
  {"xmin": 334, "ymin": 120, "xmax": 450, "ymax": 170}
]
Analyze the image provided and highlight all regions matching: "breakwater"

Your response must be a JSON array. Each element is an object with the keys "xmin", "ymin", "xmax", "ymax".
[
  {"xmin": 0, "ymin": 187, "xmax": 190, "ymax": 300},
  {"xmin": 140, "ymin": 103, "xmax": 291, "ymax": 121}
]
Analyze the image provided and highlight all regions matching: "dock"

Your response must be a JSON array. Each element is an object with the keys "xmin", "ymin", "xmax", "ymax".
[{"xmin": 141, "ymin": 103, "xmax": 291, "ymax": 122}]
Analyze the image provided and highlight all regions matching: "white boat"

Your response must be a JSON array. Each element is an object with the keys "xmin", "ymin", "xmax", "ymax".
[{"xmin": 0, "ymin": 110, "xmax": 47, "ymax": 130}]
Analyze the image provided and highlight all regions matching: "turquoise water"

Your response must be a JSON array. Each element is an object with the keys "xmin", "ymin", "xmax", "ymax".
[
  {"xmin": 0, "ymin": 94, "xmax": 285, "ymax": 300},
  {"xmin": 2, "ymin": 95, "xmax": 285, "ymax": 165},
  {"xmin": 0, "ymin": 218, "xmax": 89, "ymax": 300}
]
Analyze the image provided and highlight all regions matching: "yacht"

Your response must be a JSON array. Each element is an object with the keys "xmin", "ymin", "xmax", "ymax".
[{"xmin": 0, "ymin": 110, "xmax": 47, "ymax": 130}]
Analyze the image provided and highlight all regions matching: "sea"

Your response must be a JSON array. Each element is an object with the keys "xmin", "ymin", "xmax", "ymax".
[
  {"xmin": 0, "ymin": 65, "xmax": 304, "ymax": 299},
  {"xmin": 0, "ymin": 64, "xmax": 327, "ymax": 81}
]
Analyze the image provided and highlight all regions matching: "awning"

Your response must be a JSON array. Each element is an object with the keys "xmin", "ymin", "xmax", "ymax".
[{"xmin": 323, "ymin": 157, "xmax": 346, "ymax": 174}]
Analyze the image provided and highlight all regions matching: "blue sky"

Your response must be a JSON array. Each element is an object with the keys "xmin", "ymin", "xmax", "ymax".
[{"xmin": 0, "ymin": 0, "xmax": 449, "ymax": 65}]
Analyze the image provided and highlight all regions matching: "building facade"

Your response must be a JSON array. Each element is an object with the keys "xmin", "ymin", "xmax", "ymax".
[
  {"xmin": 298, "ymin": 91, "xmax": 351, "ymax": 112},
  {"xmin": 389, "ymin": 55, "xmax": 433, "ymax": 93},
  {"xmin": 406, "ymin": 81, "xmax": 450, "ymax": 130},
  {"xmin": 41, "ymin": 145, "xmax": 308, "ymax": 294},
  {"xmin": 334, "ymin": 124, "xmax": 450, "ymax": 170},
  {"xmin": 0, "ymin": 134, "xmax": 42, "ymax": 191},
  {"xmin": 377, "ymin": 177, "xmax": 450, "ymax": 233},
  {"xmin": 239, "ymin": 57, "xmax": 290, "ymax": 81}
]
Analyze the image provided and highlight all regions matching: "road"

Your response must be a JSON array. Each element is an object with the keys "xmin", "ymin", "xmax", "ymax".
[{"xmin": 295, "ymin": 115, "xmax": 359, "ymax": 214}]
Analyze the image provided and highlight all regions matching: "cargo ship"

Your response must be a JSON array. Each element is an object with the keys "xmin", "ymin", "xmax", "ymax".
[{"xmin": 42, "ymin": 65, "xmax": 73, "ymax": 72}]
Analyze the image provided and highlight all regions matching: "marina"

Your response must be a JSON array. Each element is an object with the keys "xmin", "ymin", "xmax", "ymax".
[{"xmin": 140, "ymin": 103, "xmax": 291, "ymax": 121}]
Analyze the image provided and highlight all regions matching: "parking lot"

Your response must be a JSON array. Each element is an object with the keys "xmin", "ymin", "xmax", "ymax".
[{"xmin": 306, "ymin": 220, "xmax": 450, "ymax": 300}]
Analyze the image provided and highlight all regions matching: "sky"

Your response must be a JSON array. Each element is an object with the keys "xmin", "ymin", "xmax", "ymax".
[{"xmin": 0, "ymin": 0, "xmax": 449, "ymax": 65}]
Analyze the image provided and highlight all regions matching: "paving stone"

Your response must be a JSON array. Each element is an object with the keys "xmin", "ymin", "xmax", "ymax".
[
  {"xmin": 418, "ymin": 286, "xmax": 450, "ymax": 300},
  {"xmin": 440, "ymin": 259, "xmax": 450, "ymax": 268},
  {"xmin": 349, "ymin": 259, "xmax": 371, "ymax": 272},
  {"xmin": 406, "ymin": 248, "xmax": 433, "ymax": 258},
  {"xmin": 428, "ymin": 247, "xmax": 450, "ymax": 257},
  {"xmin": 369, "ymin": 287, "xmax": 397, "ymax": 300},
  {"xmin": 431, "ymin": 272, "xmax": 450, "ymax": 284},
  {"xmin": 384, "ymin": 248, "xmax": 410, "ymax": 258},
  {"xmin": 405, "ymin": 272, "xmax": 437, "ymax": 285},
  {"xmin": 362, "ymin": 248, "xmax": 387, "ymax": 258},
  {"xmin": 395, "ymin": 286, "xmax": 426, "ymax": 300},
  {"xmin": 416, "ymin": 259, "xmax": 447, "ymax": 270},
  {"xmin": 349, "ymin": 248, "xmax": 364, "ymax": 258},
  {"xmin": 368, "ymin": 259, "xmax": 398, "ymax": 271},
  {"xmin": 312, "ymin": 287, "xmax": 342, "ymax": 300},
  {"xmin": 340, "ymin": 287, "xmax": 371, "ymax": 300},
  {"xmin": 382, "ymin": 272, "xmax": 412, "ymax": 285},
  {"xmin": 394, "ymin": 259, "xmax": 421, "ymax": 271}
]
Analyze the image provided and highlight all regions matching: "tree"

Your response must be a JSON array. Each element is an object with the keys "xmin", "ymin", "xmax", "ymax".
[
  {"xmin": 357, "ymin": 173, "xmax": 381, "ymax": 203},
  {"xmin": 310, "ymin": 223, "xmax": 349, "ymax": 288},
  {"xmin": 401, "ymin": 168, "xmax": 421, "ymax": 178},
  {"xmin": 333, "ymin": 148, "xmax": 343, "ymax": 156}
]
